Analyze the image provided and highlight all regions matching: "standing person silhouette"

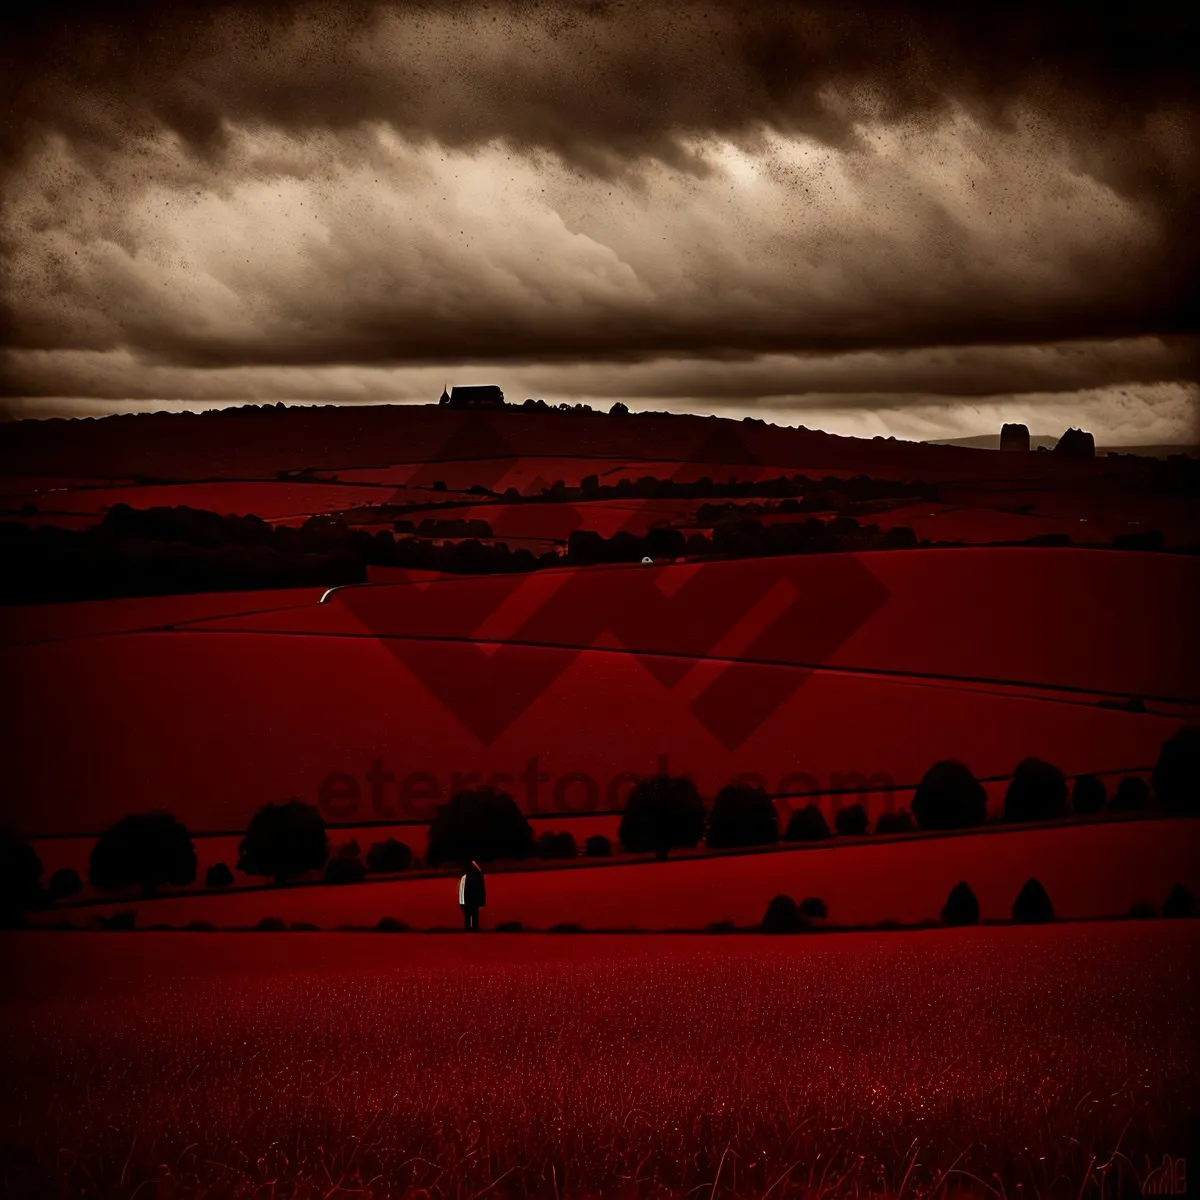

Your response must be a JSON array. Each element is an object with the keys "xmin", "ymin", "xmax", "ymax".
[{"xmin": 458, "ymin": 860, "xmax": 486, "ymax": 930}]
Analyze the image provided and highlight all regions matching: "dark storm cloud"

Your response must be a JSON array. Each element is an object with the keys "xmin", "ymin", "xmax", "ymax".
[
  {"xmin": 5, "ymin": 2, "xmax": 1198, "ymax": 172},
  {"xmin": 1, "ymin": 0, "xmax": 1197, "ymax": 425}
]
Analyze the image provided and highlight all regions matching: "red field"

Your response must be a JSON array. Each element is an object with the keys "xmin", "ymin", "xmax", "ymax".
[
  {"xmin": 2, "ymin": 547, "xmax": 1193, "ymax": 841},
  {"xmin": 2, "ymin": 924, "xmax": 1195, "ymax": 1199},
  {"xmin": 3, "ymin": 479, "xmax": 394, "ymax": 524},
  {"xmin": 29, "ymin": 816, "xmax": 1200, "ymax": 931}
]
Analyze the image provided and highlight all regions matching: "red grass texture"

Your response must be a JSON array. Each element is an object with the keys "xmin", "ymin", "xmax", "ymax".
[{"xmin": 2, "ymin": 923, "xmax": 1196, "ymax": 1199}]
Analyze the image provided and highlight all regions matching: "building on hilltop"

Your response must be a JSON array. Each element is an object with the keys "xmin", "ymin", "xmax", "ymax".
[
  {"xmin": 439, "ymin": 384, "xmax": 505, "ymax": 409},
  {"xmin": 1000, "ymin": 423, "xmax": 1030, "ymax": 452}
]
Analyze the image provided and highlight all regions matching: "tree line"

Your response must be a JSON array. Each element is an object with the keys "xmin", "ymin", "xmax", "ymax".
[
  {"xmin": 0, "ymin": 502, "xmax": 927, "ymax": 603},
  {"xmin": 2, "ymin": 728, "xmax": 1195, "ymax": 926}
]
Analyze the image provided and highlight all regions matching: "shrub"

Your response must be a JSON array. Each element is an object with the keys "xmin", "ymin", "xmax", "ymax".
[
  {"xmin": 291, "ymin": 921, "xmax": 319, "ymax": 931},
  {"xmin": 584, "ymin": 834, "xmax": 612, "ymax": 858},
  {"xmin": 1071, "ymin": 774, "xmax": 1107, "ymax": 815},
  {"xmin": 706, "ymin": 783, "xmax": 779, "ymax": 848},
  {"xmin": 325, "ymin": 844, "xmax": 367, "ymax": 885},
  {"xmin": 550, "ymin": 922, "xmax": 583, "ymax": 933},
  {"xmin": 97, "ymin": 910, "xmax": 136, "ymax": 931},
  {"xmin": 366, "ymin": 839, "xmax": 412, "ymax": 873},
  {"xmin": 798, "ymin": 897, "xmax": 828, "ymax": 920},
  {"xmin": 426, "ymin": 786, "xmax": 534, "ymax": 866},
  {"xmin": 1127, "ymin": 902, "xmax": 1157, "ymax": 919},
  {"xmin": 0, "ymin": 832, "xmax": 42, "ymax": 926},
  {"xmin": 875, "ymin": 810, "xmax": 915, "ymax": 835},
  {"xmin": 618, "ymin": 775, "xmax": 705, "ymax": 861},
  {"xmin": 834, "ymin": 803, "xmax": 869, "ymax": 836},
  {"xmin": 536, "ymin": 831, "xmax": 578, "ymax": 859},
  {"xmin": 47, "ymin": 867, "xmax": 81, "ymax": 901},
  {"xmin": 89, "ymin": 812, "xmax": 197, "ymax": 898},
  {"xmin": 256, "ymin": 916, "xmax": 286, "ymax": 931},
  {"xmin": 942, "ymin": 881, "xmax": 980, "ymax": 926},
  {"xmin": 496, "ymin": 920, "xmax": 525, "ymax": 932},
  {"xmin": 205, "ymin": 862, "xmax": 235, "ymax": 889},
  {"xmin": 1012, "ymin": 878, "xmax": 1055, "ymax": 924},
  {"xmin": 783, "ymin": 804, "xmax": 831, "ymax": 842},
  {"xmin": 1109, "ymin": 776, "xmax": 1150, "ymax": 812},
  {"xmin": 1004, "ymin": 759, "xmax": 1068, "ymax": 822},
  {"xmin": 376, "ymin": 916, "xmax": 409, "ymax": 932},
  {"xmin": 706, "ymin": 920, "xmax": 737, "ymax": 934},
  {"xmin": 1152, "ymin": 727, "xmax": 1200, "ymax": 813},
  {"xmin": 761, "ymin": 894, "xmax": 803, "ymax": 933},
  {"xmin": 911, "ymin": 761, "xmax": 987, "ymax": 830},
  {"xmin": 184, "ymin": 920, "xmax": 215, "ymax": 931},
  {"xmin": 237, "ymin": 801, "xmax": 329, "ymax": 884},
  {"xmin": 1162, "ymin": 884, "xmax": 1194, "ymax": 919}
]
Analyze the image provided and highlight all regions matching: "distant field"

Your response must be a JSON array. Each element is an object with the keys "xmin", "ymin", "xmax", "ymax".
[
  {"xmin": 27, "ymin": 816, "xmax": 1200, "ymax": 930},
  {"xmin": 2, "ymin": 549, "xmax": 1193, "ymax": 837},
  {"xmin": 0, "ymin": 586, "xmax": 328, "ymax": 646},
  {"xmin": 1, "ymin": 629, "xmax": 1178, "ymax": 836},
  {"xmin": 2, "ymin": 479, "xmax": 394, "ymax": 524},
  {"xmin": 2, "ymin": 924, "xmax": 1194, "ymax": 1199}
]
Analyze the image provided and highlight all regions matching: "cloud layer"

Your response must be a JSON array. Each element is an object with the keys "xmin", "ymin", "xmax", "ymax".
[{"xmin": 2, "ymin": 2, "xmax": 1198, "ymax": 441}]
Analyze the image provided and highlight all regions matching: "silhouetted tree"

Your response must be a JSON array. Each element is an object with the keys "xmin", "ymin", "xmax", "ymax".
[
  {"xmin": 366, "ymin": 838, "xmax": 412, "ymax": 873},
  {"xmin": 1128, "ymin": 902, "xmax": 1157, "ymax": 919},
  {"xmin": 618, "ymin": 775, "xmax": 706, "ymax": 861},
  {"xmin": 1053, "ymin": 427, "xmax": 1095, "ymax": 457},
  {"xmin": 47, "ymin": 867, "xmax": 81, "ymax": 900},
  {"xmin": 912, "ymin": 761, "xmax": 988, "ymax": 830},
  {"xmin": 536, "ymin": 830, "xmax": 578, "ymax": 859},
  {"xmin": 1071, "ymin": 774, "xmax": 1107, "ymax": 815},
  {"xmin": 237, "ymin": 801, "xmax": 329, "ymax": 884},
  {"xmin": 942, "ymin": 881, "xmax": 980, "ymax": 926},
  {"xmin": 761, "ymin": 894, "xmax": 803, "ymax": 933},
  {"xmin": 426, "ymin": 786, "xmax": 534, "ymax": 867},
  {"xmin": 325, "ymin": 841, "xmax": 367, "ymax": 884},
  {"xmin": 875, "ymin": 810, "xmax": 915, "ymax": 835},
  {"xmin": 0, "ymin": 831, "xmax": 42, "ymax": 926},
  {"xmin": 609, "ymin": 402, "xmax": 630, "ymax": 416},
  {"xmin": 1004, "ymin": 758, "xmax": 1068, "ymax": 822},
  {"xmin": 584, "ymin": 834, "xmax": 612, "ymax": 858},
  {"xmin": 706, "ymin": 783, "xmax": 779, "ymax": 849},
  {"xmin": 1012, "ymin": 878, "xmax": 1055, "ymax": 923},
  {"xmin": 97, "ymin": 910, "xmax": 136, "ymax": 931},
  {"xmin": 834, "ymin": 803, "xmax": 869, "ymax": 836},
  {"xmin": 1162, "ymin": 884, "xmax": 1194, "ymax": 919},
  {"xmin": 783, "ymin": 804, "xmax": 832, "ymax": 842},
  {"xmin": 205, "ymin": 862, "xmax": 235, "ymax": 889},
  {"xmin": 1151, "ymin": 727, "xmax": 1200, "ymax": 813},
  {"xmin": 1110, "ymin": 775, "xmax": 1150, "ymax": 812},
  {"xmin": 377, "ymin": 916, "xmax": 409, "ymax": 932},
  {"xmin": 798, "ymin": 896, "xmax": 828, "ymax": 919},
  {"xmin": 89, "ymin": 812, "xmax": 197, "ymax": 898}
]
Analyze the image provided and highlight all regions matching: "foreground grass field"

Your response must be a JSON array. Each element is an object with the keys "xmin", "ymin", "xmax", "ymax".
[{"xmin": 2, "ymin": 924, "xmax": 1195, "ymax": 1199}]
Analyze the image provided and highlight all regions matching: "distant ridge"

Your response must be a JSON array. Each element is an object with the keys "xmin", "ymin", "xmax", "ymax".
[{"xmin": 925, "ymin": 435, "xmax": 1198, "ymax": 459}]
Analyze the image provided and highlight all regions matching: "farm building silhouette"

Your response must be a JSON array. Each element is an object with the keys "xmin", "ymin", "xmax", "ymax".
[{"xmin": 440, "ymin": 384, "xmax": 505, "ymax": 409}]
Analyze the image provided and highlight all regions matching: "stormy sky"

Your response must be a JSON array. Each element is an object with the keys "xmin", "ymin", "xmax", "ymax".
[{"xmin": 2, "ymin": 1, "xmax": 1197, "ymax": 443}]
